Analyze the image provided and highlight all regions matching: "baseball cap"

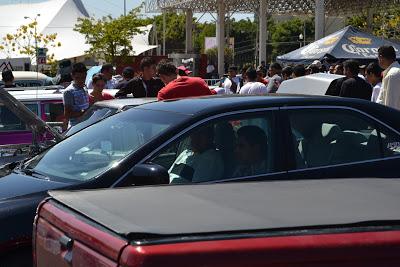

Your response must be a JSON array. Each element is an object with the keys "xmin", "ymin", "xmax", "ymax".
[{"xmin": 177, "ymin": 65, "xmax": 192, "ymax": 75}]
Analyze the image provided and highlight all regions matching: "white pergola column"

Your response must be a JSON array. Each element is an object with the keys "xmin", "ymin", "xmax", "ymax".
[
  {"xmin": 216, "ymin": 0, "xmax": 225, "ymax": 76},
  {"xmin": 314, "ymin": 0, "xmax": 325, "ymax": 40},
  {"xmin": 185, "ymin": 9, "xmax": 193, "ymax": 54},
  {"xmin": 259, "ymin": 0, "xmax": 267, "ymax": 65}
]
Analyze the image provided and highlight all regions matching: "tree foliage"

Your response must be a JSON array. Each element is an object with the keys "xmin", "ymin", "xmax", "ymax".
[
  {"xmin": 74, "ymin": 7, "xmax": 143, "ymax": 63},
  {"xmin": 347, "ymin": 8, "xmax": 400, "ymax": 39},
  {"xmin": 270, "ymin": 18, "xmax": 314, "ymax": 60},
  {"xmin": 0, "ymin": 19, "xmax": 60, "ymax": 64}
]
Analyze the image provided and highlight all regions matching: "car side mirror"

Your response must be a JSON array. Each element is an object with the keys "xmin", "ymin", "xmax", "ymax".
[{"xmin": 121, "ymin": 163, "xmax": 170, "ymax": 187}]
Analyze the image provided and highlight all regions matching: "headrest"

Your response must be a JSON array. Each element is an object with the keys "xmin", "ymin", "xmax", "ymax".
[{"xmin": 321, "ymin": 123, "xmax": 341, "ymax": 143}]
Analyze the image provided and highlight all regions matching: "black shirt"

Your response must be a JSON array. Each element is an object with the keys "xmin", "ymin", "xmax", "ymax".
[
  {"xmin": 339, "ymin": 76, "xmax": 372, "ymax": 101},
  {"xmin": 115, "ymin": 77, "xmax": 164, "ymax": 98},
  {"xmin": 326, "ymin": 77, "xmax": 347, "ymax": 96}
]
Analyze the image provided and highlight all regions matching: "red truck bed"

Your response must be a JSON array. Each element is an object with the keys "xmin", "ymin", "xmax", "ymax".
[{"xmin": 34, "ymin": 179, "xmax": 400, "ymax": 266}]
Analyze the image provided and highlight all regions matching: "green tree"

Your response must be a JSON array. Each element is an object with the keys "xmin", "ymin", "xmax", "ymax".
[
  {"xmin": 270, "ymin": 18, "xmax": 314, "ymax": 60},
  {"xmin": 74, "ymin": 7, "xmax": 143, "ymax": 63},
  {"xmin": 0, "ymin": 19, "xmax": 61, "ymax": 64},
  {"xmin": 347, "ymin": 8, "xmax": 400, "ymax": 39}
]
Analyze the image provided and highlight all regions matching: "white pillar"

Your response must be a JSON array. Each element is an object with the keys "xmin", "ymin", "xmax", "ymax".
[
  {"xmin": 185, "ymin": 9, "xmax": 193, "ymax": 54},
  {"xmin": 163, "ymin": 10, "xmax": 166, "ymax": 56},
  {"xmin": 314, "ymin": 0, "xmax": 325, "ymax": 40},
  {"xmin": 216, "ymin": 0, "xmax": 225, "ymax": 76},
  {"xmin": 259, "ymin": 0, "xmax": 267, "ymax": 65}
]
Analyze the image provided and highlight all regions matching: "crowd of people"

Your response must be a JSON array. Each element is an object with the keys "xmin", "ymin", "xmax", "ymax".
[
  {"xmin": 2, "ymin": 44, "xmax": 398, "ymax": 130},
  {"xmin": 31, "ymin": 45, "xmax": 400, "ymax": 129}
]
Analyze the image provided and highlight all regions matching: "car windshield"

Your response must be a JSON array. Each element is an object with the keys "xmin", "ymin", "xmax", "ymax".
[
  {"xmin": 65, "ymin": 106, "xmax": 118, "ymax": 137},
  {"xmin": 24, "ymin": 108, "xmax": 187, "ymax": 183}
]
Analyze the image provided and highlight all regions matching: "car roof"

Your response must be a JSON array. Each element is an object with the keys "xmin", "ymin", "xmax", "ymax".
[
  {"xmin": 93, "ymin": 98, "xmax": 157, "ymax": 109},
  {"xmin": 278, "ymin": 73, "xmax": 345, "ymax": 96},
  {"xmin": 0, "ymin": 71, "xmax": 49, "ymax": 80},
  {"xmin": 7, "ymin": 89, "xmax": 64, "ymax": 102},
  {"xmin": 49, "ymin": 178, "xmax": 400, "ymax": 239},
  {"xmin": 134, "ymin": 94, "xmax": 372, "ymax": 116}
]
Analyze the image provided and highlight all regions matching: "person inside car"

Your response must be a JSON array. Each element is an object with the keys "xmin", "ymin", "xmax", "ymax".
[
  {"xmin": 169, "ymin": 126, "xmax": 223, "ymax": 184},
  {"xmin": 233, "ymin": 125, "xmax": 268, "ymax": 178}
]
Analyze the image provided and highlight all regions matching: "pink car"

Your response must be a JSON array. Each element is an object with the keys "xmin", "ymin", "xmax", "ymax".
[{"xmin": 0, "ymin": 89, "xmax": 64, "ymax": 163}]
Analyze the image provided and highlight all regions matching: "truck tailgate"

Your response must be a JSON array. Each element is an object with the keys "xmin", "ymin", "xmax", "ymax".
[{"xmin": 34, "ymin": 199, "xmax": 127, "ymax": 267}]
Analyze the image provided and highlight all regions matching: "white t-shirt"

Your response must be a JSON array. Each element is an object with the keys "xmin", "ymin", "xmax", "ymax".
[
  {"xmin": 206, "ymin": 64, "xmax": 215, "ymax": 74},
  {"xmin": 371, "ymin": 82, "xmax": 382, "ymax": 103},
  {"xmin": 169, "ymin": 148, "xmax": 224, "ymax": 183},
  {"xmin": 377, "ymin": 62, "xmax": 400, "ymax": 110},
  {"xmin": 239, "ymin": 82, "xmax": 268, "ymax": 95}
]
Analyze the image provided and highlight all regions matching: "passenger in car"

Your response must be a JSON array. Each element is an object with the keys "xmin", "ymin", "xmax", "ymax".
[
  {"xmin": 233, "ymin": 126, "xmax": 268, "ymax": 177},
  {"xmin": 169, "ymin": 126, "xmax": 223, "ymax": 184}
]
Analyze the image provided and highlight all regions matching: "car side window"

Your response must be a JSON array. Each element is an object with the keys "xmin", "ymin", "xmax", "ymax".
[
  {"xmin": 44, "ymin": 103, "xmax": 65, "ymax": 122},
  {"xmin": 379, "ymin": 127, "xmax": 400, "ymax": 157},
  {"xmin": 150, "ymin": 112, "xmax": 276, "ymax": 184},
  {"xmin": 0, "ymin": 103, "xmax": 38, "ymax": 131},
  {"xmin": 288, "ymin": 108, "xmax": 384, "ymax": 169}
]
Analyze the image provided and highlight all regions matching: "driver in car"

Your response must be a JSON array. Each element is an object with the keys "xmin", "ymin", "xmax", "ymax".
[{"xmin": 169, "ymin": 126, "xmax": 223, "ymax": 184}]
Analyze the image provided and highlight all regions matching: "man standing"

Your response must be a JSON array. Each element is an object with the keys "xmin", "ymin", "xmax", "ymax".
[
  {"xmin": 377, "ymin": 46, "xmax": 400, "ymax": 110},
  {"xmin": 227, "ymin": 66, "xmax": 243, "ymax": 93},
  {"xmin": 157, "ymin": 60, "xmax": 212, "ymax": 101},
  {"xmin": 115, "ymin": 66, "xmax": 135, "ymax": 90},
  {"xmin": 1, "ymin": 69, "xmax": 17, "ymax": 88},
  {"xmin": 87, "ymin": 64, "xmax": 118, "ymax": 89},
  {"xmin": 239, "ymin": 68, "xmax": 268, "ymax": 95},
  {"xmin": 116, "ymin": 57, "xmax": 164, "ymax": 98},
  {"xmin": 365, "ymin": 62, "xmax": 383, "ymax": 103},
  {"xmin": 339, "ymin": 60, "xmax": 372, "ymax": 100},
  {"xmin": 266, "ymin": 63, "xmax": 282, "ymax": 93},
  {"xmin": 63, "ymin": 63, "xmax": 89, "ymax": 128}
]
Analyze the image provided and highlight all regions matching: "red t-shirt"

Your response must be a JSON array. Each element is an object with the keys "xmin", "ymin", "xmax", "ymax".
[
  {"xmin": 157, "ymin": 76, "xmax": 212, "ymax": 101},
  {"xmin": 89, "ymin": 92, "xmax": 115, "ymax": 105}
]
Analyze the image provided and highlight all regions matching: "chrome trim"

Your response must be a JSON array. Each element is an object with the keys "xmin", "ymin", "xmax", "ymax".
[
  {"xmin": 205, "ymin": 171, "xmax": 288, "ymax": 184},
  {"xmin": 289, "ymin": 155, "xmax": 400, "ymax": 174},
  {"xmin": 111, "ymin": 107, "xmax": 279, "ymax": 187},
  {"xmin": 280, "ymin": 105, "xmax": 400, "ymax": 136}
]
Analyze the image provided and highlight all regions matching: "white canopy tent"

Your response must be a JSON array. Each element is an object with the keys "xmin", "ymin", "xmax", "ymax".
[{"xmin": 0, "ymin": 0, "xmax": 158, "ymax": 61}]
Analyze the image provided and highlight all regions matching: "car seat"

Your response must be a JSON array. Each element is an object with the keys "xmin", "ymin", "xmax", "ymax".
[{"xmin": 303, "ymin": 123, "xmax": 341, "ymax": 167}]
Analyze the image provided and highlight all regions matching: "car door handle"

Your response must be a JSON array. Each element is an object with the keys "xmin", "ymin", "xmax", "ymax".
[
  {"xmin": 59, "ymin": 235, "xmax": 74, "ymax": 265},
  {"xmin": 59, "ymin": 235, "xmax": 73, "ymax": 250}
]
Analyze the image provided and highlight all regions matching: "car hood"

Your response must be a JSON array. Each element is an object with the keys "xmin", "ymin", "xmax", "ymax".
[
  {"xmin": 0, "ymin": 172, "xmax": 71, "ymax": 201},
  {"xmin": 0, "ymin": 89, "xmax": 63, "ymax": 142}
]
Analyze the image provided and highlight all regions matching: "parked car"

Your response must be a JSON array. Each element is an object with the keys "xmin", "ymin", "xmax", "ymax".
[
  {"xmin": 0, "ymin": 89, "xmax": 126, "ymax": 165},
  {"xmin": 3, "ymin": 95, "xmax": 400, "ymax": 263},
  {"xmin": 0, "ymin": 71, "xmax": 54, "ymax": 87},
  {"xmin": 278, "ymin": 73, "xmax": 345, "ymax": 95},
  {"xmin": 0, "ymin": 89, "xmax": 64, "ymax": 165},
  {"xmin": 34, "ymin": 178, "xmax": 400, "ymax": 267}
]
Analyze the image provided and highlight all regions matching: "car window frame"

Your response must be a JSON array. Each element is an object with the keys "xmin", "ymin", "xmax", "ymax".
[
  {"xmin": 282, "ymin": 105, "xmax": 400, "ymax": 173},
  {"xmin": 113, "ymin": 107, "xmax": 287, "ymax": 187}
]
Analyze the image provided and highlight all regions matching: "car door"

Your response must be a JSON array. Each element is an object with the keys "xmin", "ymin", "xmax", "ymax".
[
  {"xmin": 284, "ymin": 106, "xmax": 400, "ymax": 180},
  {"xmin": 143, "ymin": 108, "xmax": 288, "ymax": 184}
]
